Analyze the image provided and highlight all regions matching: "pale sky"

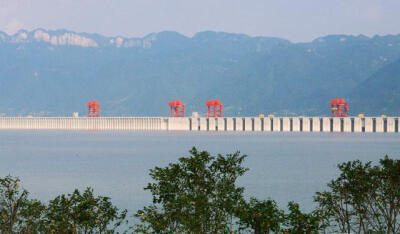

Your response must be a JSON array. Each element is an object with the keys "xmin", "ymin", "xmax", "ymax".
[{"xmin": 0, "ymin": 0, "xmax": 399, "ymax": 42}]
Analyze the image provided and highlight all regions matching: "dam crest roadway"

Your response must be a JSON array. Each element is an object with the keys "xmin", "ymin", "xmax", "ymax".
[{"xmin": 0, "ymin": 116, "xmax": 398, "ymax": 133}]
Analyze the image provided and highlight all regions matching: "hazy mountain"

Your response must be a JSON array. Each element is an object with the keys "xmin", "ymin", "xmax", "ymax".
[
  {"xmin": 0, "ymin": 29, "xmax": 399, "ymax": 116},
  {"xmin": 349, "ymin": 58, "xmax": 400, "ymax": 115}
]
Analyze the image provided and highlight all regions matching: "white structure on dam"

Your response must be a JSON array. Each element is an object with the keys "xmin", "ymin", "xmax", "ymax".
[{"xmin": 0, "ymin": 117, "xmax": 398, "ymax": 133}]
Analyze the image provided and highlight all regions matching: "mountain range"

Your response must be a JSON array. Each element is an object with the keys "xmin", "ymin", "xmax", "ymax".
[{"xmin": 0, "ymin": 29, "xmax": 399, "ymax": 116}]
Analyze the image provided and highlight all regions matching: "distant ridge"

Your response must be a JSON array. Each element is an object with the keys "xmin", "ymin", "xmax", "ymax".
[
  {"xmin": 0, "ymin": 29, "xmax": 159, "ymax": 48},
  {"xmin": 3, "ymin": 28, "xmax": 399, "ymax": 48},
  {"xmin": 0, "ymin": 28, "xmax": 399, "ymax": 116}
]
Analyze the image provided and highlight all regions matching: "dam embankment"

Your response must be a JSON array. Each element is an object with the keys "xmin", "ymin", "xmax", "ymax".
[{"xmin": 0, "ymin": 117, "xmax": 398, "ymax": 133}]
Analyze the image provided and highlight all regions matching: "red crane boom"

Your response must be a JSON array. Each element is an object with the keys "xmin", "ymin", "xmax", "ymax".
[
  {"xmin": 168, "ymin": 100, "xmax": 185, "ymax": 117},
  {"xmin": 87, "ymin": 101, "xmax": 100, "ymax": 117},
  {"xmin": 330, "ymin": 98, "xmax": 349, "ymax": 117},
  {"xmin": 206, "ymin": 100, "xmax": 223, "ymax": 117}
]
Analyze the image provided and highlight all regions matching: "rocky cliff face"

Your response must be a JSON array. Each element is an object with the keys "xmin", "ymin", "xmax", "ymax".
[{"xmin": 0, "ymin": 29, "xmax": 158, "ymax": 48}]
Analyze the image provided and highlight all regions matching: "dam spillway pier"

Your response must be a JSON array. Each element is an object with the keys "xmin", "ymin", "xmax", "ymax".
[{"xmin": 0, "ymin": 116, "xmax": 399, "ymax": 133}]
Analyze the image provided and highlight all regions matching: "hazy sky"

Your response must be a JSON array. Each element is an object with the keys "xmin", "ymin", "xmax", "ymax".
[{"xmin": 0, "ymin": 0, "xmax": 399, "ymax": 42}]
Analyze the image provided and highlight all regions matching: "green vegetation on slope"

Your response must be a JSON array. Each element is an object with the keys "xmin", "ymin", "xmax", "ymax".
[
  {"xmin": 1, "ymin": 30, "xmax": 400, "ymax": 116},
  {"xmin": 350, "ymin": 58, "xmax": 400, "ymax": 115}
]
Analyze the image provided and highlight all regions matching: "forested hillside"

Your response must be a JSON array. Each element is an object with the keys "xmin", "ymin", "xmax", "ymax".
[{"xmin": 0, "ymin": 29, "xmax": 399, "ymax": 116}]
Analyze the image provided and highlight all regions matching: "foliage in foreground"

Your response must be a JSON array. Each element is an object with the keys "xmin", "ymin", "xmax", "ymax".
[
  {"xmin": 315, "ymin": 156, "xmax": 400, "ymax": 233},
  {"xmin": 133, "ymin": 147, "xmax": 326, "ymax": 233},
  {"xmin": 236, "ymin": 198, "xmax": 325, "ymax": 234},
  {"xmin": 1, "ymin": 148, "xmax": 400, "ymax": 233},
  {"xmin": 0, "ymin": 176, "xmax": 127, "ymax": 234},
  {"xmin": 134, "ymin": 147, "xmax": 248, "ymax": 233}
]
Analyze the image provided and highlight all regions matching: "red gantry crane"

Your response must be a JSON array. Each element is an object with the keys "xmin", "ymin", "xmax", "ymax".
[
  {"xmin": 206, "ymin": 100, "xmax": 223, "ymax": 117},
  {"xmin": 168, "ymin": 100, "xmax": 185, "ymax": 117},
  {"xmin": 87, "ymin": 101, "xmax": 100, "ymax": 117},
  {"xmin": 330, "ymin": 98, "xmax": 349, "ymax": 117}
]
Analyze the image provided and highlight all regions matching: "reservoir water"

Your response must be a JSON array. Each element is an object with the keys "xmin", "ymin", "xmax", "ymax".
[{"xmin": 0, "ymin": 130, "xmax": 399, "ymax": 215}]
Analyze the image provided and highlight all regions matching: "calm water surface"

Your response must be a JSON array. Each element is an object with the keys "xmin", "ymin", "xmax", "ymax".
[{"xmin": 0, "ymin": 130, "xmax": 399, "ymax": 214}]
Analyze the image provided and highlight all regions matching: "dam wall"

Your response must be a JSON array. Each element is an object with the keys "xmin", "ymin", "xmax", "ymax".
[
  {"xmin": 0, "ymin": 117, "xmax": 399, "ymax": 133},
  {"xmin": 0, "ymin": 117, "xmax": 167, "ymax": 131}
]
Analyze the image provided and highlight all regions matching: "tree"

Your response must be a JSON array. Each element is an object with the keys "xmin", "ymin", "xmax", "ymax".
[
  {"xmin": 315, "ymin": 156, "xmax": 400, "ymax": 233},
  {"xmin": 283, "ymin": 201, "xmax": 326, "ymax": 234},
  {"xmin": 134, "ymin": 147, "xmax": 248, "ymax": 233},
  {"xmin": 16, "ymin": 199, "xmax": 47, "ymax": 233},
  {"xmin": 44, "ymin": 187, "xmax": 127, "ymax": 233},
  {"xmin": 0, "ymin": 175, "xmax": 46, "ymax": 233},
  {"xmin": 376, "ymin": 156, "xmax": 400, "ymax": 233},
  {"xmin": 236, "ymin": 197, "xmax": 285, "ymax": 234}
]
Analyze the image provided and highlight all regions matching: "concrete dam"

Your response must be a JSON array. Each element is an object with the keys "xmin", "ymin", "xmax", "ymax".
[{"xmin": 0, "ymin": 116, "xmax": 399, "ymax": 133}]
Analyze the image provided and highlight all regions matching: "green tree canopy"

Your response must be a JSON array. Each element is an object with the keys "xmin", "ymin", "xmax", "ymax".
[
  {"xmin": 45, "ymin": 187, "xmax": 127, "ymax": 233},
  {"xmin": 134, "ymin": 147, "xmax": 248, "ymax": 233},
  {"xmin": 0, "ymin": 175, "xmax": 127, "ymax": 233},
  {"xmin": 0, "ymin": 175, "xmax": 46, "ymax": 233},
  {"xmin": 283, "ymin": 201, "xmax": 326, "ymax": 234},
  {"xmin": 236, "ymin": 197, "xmax": 285, "ymax": 234},
  {"xmin": 315, "ymin": 155, "xmax": 400, "ymax": 233}
]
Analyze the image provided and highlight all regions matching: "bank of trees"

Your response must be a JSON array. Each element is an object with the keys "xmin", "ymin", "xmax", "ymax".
[
  {"xmin": 1, "ymin": 148, "xmax": 399, "ymax": 233},
  {"xmin": 0, "ymin": 176, "xmax": 127, "ymax": 233},
  {"xmin": 315, "ymin": 157, "xmax": 400, "ymax": 233}
]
